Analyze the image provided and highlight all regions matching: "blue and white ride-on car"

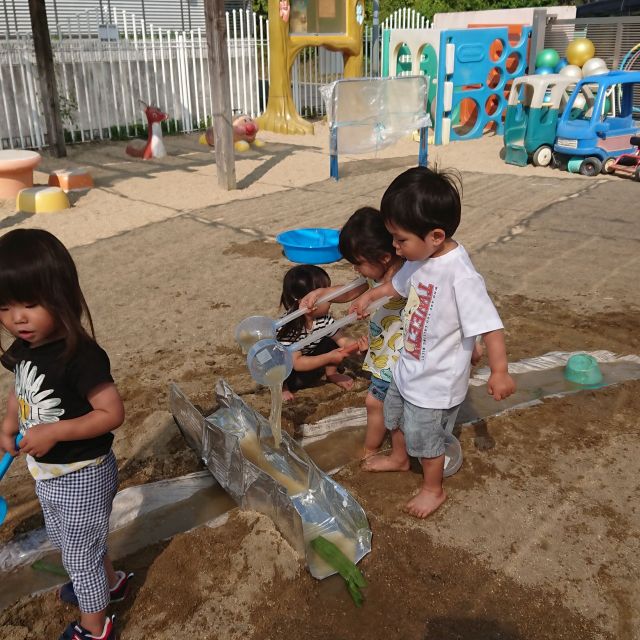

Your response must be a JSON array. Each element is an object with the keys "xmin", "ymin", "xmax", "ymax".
[{"xmin": 553, "ymin": 70, "xmax": 640, "ymax": 176}]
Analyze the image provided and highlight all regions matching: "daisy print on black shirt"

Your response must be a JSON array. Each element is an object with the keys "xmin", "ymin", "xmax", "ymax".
[{"xmin": 14, "ymin": 359, "xmax": 64, "ymax": 431}]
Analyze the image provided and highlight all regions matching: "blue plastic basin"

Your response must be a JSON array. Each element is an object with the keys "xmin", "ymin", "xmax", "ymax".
[{"xmin": 276, "ymin": 228, "xmax": 342, "ymax": 264}]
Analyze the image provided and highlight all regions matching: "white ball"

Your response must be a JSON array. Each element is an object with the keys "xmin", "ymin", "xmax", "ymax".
[
  {"xmin": 560, "ymin": 64, "xmax": 583, "ymax": 80},
  {"xmin": 573, "ymin": 93, "xmax": 586, "ymax": 110},
  {"xmin": 581, "ymin": 57, "xmax": 608, "ymax": 78}
]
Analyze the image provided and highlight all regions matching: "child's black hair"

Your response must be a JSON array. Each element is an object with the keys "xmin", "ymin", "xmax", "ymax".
[
  {"xmin": 276, "ymin": 264, "xmax": 331, "ymax": 343},
  {"xmin": 380, "ymin": 166, "xmax": 462, "ymax": 238},
  {"xmin": 339, "ymin": 207, "xmax": 395, "ymax": 266},
  {"xmin": 0, "ymin": 229, "xmax": 96, "ymax": 360}
]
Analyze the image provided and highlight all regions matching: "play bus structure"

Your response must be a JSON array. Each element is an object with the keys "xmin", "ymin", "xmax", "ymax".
[
  {"xmin": 553, "ymin": 70, "xmax": 640, "ymax": 176},
  {"xmin": 504, "ymin": 74, "xmax": 575, "ymax": 167}
]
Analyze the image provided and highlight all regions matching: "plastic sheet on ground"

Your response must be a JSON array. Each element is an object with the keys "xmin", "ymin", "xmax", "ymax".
[
  {"xmin": 0, "ymin": 471, "xmax": 215, "ymax": 573},
  {"xmin": 300, "ymin": 350, "xmax": 640, "ymax": 442},
  {"xmin": 170, "ymin": 380, "xmax": 371, "ymax": 579},
  {"xmin": 320, "ymin": 76, "xmax": 431, "ymax": 155}
]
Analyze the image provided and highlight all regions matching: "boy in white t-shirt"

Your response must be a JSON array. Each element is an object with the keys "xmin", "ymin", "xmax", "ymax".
[{"xmin": 350, "ymin": 166, "xmax": 516, "ymax": 519}]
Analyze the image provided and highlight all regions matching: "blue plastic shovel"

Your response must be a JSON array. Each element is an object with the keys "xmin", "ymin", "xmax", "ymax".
[{"xmin": 0, "ymin": 433, "xmax": 23, "ymax": 525}]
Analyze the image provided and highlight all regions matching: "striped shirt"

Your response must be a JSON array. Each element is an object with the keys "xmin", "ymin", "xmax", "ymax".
[{"xmin": 278, "ymin": 314, "xmax": 338, "ymax": 355}]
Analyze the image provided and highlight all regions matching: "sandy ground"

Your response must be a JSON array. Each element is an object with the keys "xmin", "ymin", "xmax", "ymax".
[{"xmin": 0, "ymin": 124, "xmax": 638, "ymax": 640}]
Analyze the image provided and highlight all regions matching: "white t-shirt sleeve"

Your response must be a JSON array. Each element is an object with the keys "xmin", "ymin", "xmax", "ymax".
[
  {"xmin": 453, "ymin": 274, "xmax": 504, "ymax": 338},
  {"xmin": 391, "ymin": 261, "xmax": 421, "ymax": 298}
]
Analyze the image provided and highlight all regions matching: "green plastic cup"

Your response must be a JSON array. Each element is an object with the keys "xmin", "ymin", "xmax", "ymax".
[{"xmin": 564, "ymin": 353, "xmax": 603, "ymax": 387}]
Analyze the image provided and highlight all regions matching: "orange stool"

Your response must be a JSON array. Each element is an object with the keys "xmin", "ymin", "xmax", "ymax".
[
  {"xmin": 0, "ymin": 150, "xmax": 42, "ymax": 199},
  {"xmin": 48, "ymin": 167, "xmax": 94, "ymax": 192}
]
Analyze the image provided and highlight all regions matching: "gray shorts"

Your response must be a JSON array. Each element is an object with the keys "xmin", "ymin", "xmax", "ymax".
[{"xmin": 383, "ymin": 379, "xmax": 460, "ymax": 459}]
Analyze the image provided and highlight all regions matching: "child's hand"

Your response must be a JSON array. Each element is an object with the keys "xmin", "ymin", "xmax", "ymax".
[
  {"xmin": 357, "ymin": 335, "xmax": 369, "ymax": 353},
  {"xmin": 326, "ymin": 348, "xmax": 349, "ymax": 365},
  {"xmin": 487, "ymin": 372, "xmax": 516, "ymax": 401},
  {"xmin": 349, "ymin": 292, "xmax": 375, "ymax": 318},
  {"xmin": 340, "ymin": 341, "xmax": 361, "ymax": 355},
  {"xmin": 0, "ymin": 431, "xmax": 19, "ymax": 457},
  {"xmin": 19, "ymin": 424, "xmax": 58, "ymax": 458},
  {"xmin": 300, "ymin": 288, "xmax": 328, "ymax": 312}
]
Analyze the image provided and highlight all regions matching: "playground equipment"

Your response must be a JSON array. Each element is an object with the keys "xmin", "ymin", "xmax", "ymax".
[
  {"xmin": 200, "ymin": 114, "xmax": 264, "ymax": 152},
  {"xmin": 0, "ymin": 434, "xmax": 22, "ymax": 526},
  {"xmin": 16, "ymin": 186, "xmax": 70, "ymax": 214},
  {"xmin": 0, "ymin": 150, "xmax": 41, "ymax": 199},
  {"xmin": 435, "ymin": 25, "xmax": 531, "ymax": 144},
  {"xmin": 609, "ymin": 135, "xmax": 640, "ymax": 181},
  {"xmin": 554, "ymin": 71, "xmax": 640, "ymax": 176},
  {"xmin": 383, "ymin": 27, "xmax": 441, "ymax": 112},
  {"xmin": 504, "ymin": 74, "xmax": 575, "ymax": 167},
  {"xmin": 170, "ymin": 381, "xmax": 372, "ymax": 579},
  {"xmin": 48, "ymin": 167, "xmax": 93, "ymax": 192},
  {"xmin": 235, "ymin": 275, "xmax": 366, "ymax": 353},
  {"xmin": 258, "ymin": 0, "xmax": 364, "ymax": 135},
  {"xmin": 322, "ymin": 75, "xmax": 430, "ymax": 179},
  {"xmin": 382, "ymin": 24, "xmax": 530, "ymax": 145},
  {"xmin": 125, "ymin": 102, "xmax": 168, "ymax": 160}
]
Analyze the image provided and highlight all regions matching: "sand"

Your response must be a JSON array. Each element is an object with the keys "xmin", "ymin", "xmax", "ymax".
[{"xmin": 0, "ymin": 123, "xmax": 638, "ymax": 639}]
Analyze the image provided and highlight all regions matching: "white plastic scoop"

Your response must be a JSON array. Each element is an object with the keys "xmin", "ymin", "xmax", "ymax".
[
  {"xmin": 235, "ymin": 276, "xmax": 366, "ymax": 353},
  {"xmin": 247, "ymin": 296, "xmax": 390, "ymax": 386}
]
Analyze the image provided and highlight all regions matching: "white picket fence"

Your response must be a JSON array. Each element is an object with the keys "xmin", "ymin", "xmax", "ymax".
[{"xmin": 0, "ymin": 7, "xmax": 428, "ymax": 149}]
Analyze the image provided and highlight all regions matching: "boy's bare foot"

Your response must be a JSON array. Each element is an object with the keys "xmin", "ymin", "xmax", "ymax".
[
  {"xmin": 404, "ymin": 488, "xmax": 447, "ymax": 518},
  {"xmin": 326, "ymin": 373, "xmax": 354, "ymax": 391},
  {"xmin": 359, "ymin": 447, "xmax": 380, "ymax": 468},
  {"xmin": 282, "ymin": 389, "xmax": 295, "ymax": 402},
  {"xmin": 362, "ymin": 453, "xmax": 410, "ymax": 472}
]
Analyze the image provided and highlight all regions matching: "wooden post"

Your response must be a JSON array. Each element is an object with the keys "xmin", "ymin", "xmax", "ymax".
[
  {"xmin": 28, "ymin": 0, "xmax": 66, "ymax": 157},
  {"xmin": 204, "ymin": 0, "xmax": 236, "ymax": 190}
]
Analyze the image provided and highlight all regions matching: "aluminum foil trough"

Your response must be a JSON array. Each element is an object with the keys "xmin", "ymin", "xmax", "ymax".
[{"xmin": 169, "ymin": 380, "xmax": 371, "ymax": 579}]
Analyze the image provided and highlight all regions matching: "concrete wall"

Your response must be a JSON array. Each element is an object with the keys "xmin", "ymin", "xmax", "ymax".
[{"xmin": 433, "ymin": 6, "xmax": 576, "ymax": 30}]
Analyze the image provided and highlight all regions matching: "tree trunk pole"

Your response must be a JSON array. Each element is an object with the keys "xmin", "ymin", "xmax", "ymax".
[
  {"xmin": 28, "ymin": 0, "xmax": 66, "ymax": 157},
  {"xmin": 204, "ymin": 0, "xmax": 236, "ymax": 190}
]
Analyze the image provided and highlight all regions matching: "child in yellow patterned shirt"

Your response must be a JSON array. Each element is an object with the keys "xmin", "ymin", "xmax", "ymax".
[{"xmin": 300, "ymin": 207, "xmax": 405, "ymax": 461}]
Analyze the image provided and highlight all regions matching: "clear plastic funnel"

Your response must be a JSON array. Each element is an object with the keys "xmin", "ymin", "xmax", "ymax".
[
  {"xmin": 236, "ymin": 316, "xmax": 276, "ymax": 354},
  {"xmin": 235, "ymin": 276, "xmax": 366, "ymax": 354},
  {"xmin": 246, "ymin": 296, "xmax": 390, "ymax": 385},
  {"xmin": 247, "ymin": 339, "xmax": 293, "ymax": 387}
]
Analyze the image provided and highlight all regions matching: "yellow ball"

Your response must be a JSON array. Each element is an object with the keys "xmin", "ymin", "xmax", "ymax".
[{"xmin": 566, "ymin": 38, "xmax": 596, "ymax": 67}]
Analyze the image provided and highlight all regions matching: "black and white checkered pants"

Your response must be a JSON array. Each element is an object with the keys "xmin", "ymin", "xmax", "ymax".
[{"xmin": 35, "ymin": 451, "xmax": 118, "ymax": 613}]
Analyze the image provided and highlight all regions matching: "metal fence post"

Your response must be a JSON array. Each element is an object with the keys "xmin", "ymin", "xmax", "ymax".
[{"xmin": 529, "ymin": 9, "xmax": 547, "ymax": 74}]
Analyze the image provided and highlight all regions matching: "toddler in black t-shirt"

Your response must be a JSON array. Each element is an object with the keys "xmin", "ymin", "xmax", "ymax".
[{"xmin": 0, "ymin": 229, "xmax": 129, "ymax": 640}]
